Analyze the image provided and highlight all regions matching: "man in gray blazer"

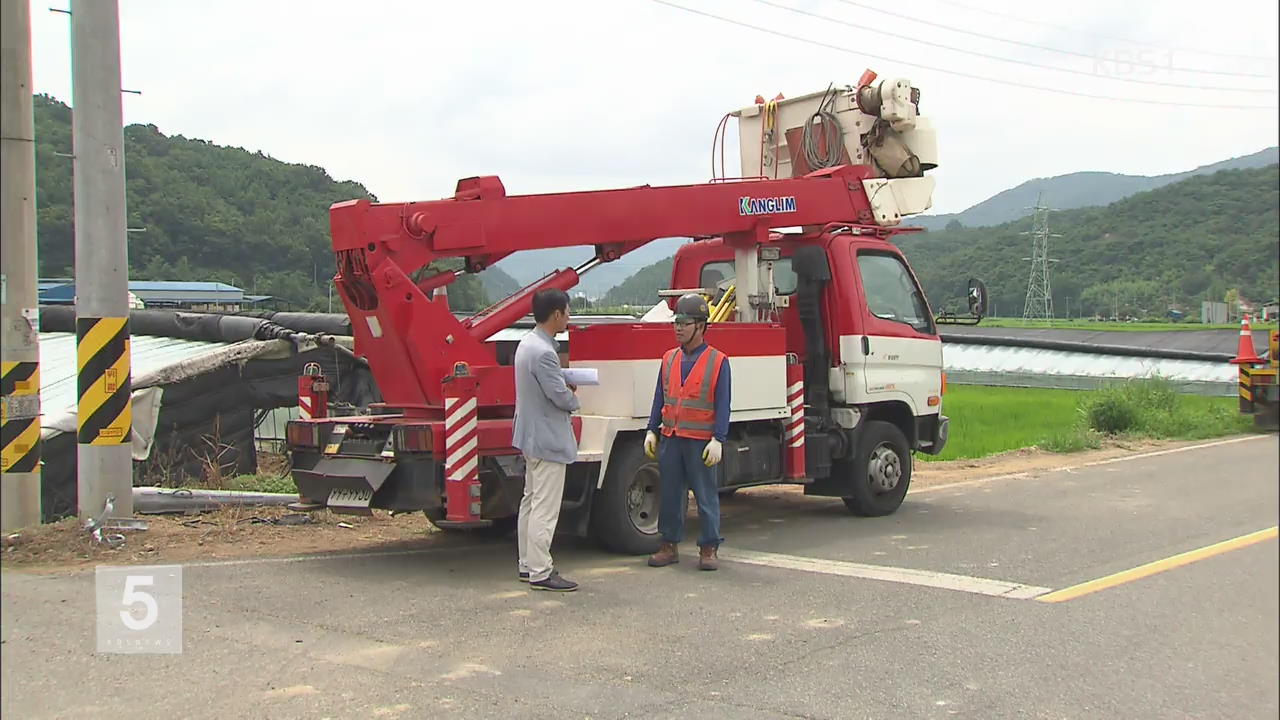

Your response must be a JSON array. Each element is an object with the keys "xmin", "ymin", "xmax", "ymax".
[{"xmin": 512, "ymin": 289, "xmax": 580, "ymax": 592}]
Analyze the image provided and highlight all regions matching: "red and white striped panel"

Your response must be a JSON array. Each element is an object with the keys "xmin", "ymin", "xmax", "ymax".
[
  {"xmin": 444, "ymin": 395, "xmax": 479, "ymax": 486},
  {"xmin": 785, "ymin": 379, "xmax": 804, "ymax": 448},
  {"xmin": 298, "ymin": 394, "xmax": 314, "ymax": 420}
]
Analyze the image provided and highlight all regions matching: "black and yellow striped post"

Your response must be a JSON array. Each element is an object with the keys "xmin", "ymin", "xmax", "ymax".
[
  {"xmin": 1, "ymin": 361, "xmax": 41, "ymax": 473},
  {"xmin": 76, "ymin": 316, "xmax": 133, "ymax": 518},
  {"xmin": 1240, "ymin": 365, "xmax": 1254, "ymax": 414},
  {"xmin": 77, "ymin": 317, "xmax": 132, "ymax": 446},
  {"xmin": 2, "ymin": 361, "xmax": 43, "ymax": 529}
]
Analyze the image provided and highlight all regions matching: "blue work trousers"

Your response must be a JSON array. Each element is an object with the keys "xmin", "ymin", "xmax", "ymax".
[{"xmin": 657, "ymin": 435, "xmax": 724, "ymax": 548}]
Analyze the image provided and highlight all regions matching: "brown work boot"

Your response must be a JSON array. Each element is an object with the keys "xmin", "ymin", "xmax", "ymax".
[
  {"xmin": 648, "ymin": 542, "xmax": 679, "ymax": 567},
  {"xmin": 698, "ymin": 544, "xmax": 719, "ymax": 571}
]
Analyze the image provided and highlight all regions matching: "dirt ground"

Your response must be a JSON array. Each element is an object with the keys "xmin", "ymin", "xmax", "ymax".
[
  {"xmin": 0, "ymin": 436, "xmax": 1236, "ymax": 573},
  {"xmin": 1, "ymin": 505, "xmax": 442, "ymax": 574}
]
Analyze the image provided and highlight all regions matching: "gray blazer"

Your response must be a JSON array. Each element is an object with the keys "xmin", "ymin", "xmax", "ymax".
[{"xmin": 512, "ymin": 327, "xmax": 580, "ymax": 465}]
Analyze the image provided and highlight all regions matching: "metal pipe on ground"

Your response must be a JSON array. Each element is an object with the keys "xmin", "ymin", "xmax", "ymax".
[{"xmin": 133, "ymin": 487, "xmax": 300, "ymax": 515}]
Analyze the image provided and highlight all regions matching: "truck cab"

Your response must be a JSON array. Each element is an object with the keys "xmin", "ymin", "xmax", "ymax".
[{"xmin": 669, "ymin": 229, "xmax": 948, "ymax": 462}]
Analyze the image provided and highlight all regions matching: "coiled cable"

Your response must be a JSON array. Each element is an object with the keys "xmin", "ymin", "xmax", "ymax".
[{"xmin": 802, "ymin": 84, "xmax": 844, "ymax": 170}]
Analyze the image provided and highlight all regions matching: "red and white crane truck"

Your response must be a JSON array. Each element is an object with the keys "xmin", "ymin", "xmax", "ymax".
[{"xmin": 285, "ymin": 71, "xmax": 986, "ymax": 554}]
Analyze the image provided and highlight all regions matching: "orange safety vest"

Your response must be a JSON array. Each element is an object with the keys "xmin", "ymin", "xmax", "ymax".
[{"xmin": 660, "ymin": 345, "xmax": 726, "ymax": 440}]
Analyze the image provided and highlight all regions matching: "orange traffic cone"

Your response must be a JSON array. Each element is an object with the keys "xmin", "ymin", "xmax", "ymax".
[{"xmin": 1230, "ymin": 314, "xmax": 1263, "ymax": 364}]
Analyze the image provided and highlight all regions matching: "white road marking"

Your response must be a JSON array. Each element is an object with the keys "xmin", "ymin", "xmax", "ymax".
[
  {"xmin": 718, "ymin": 547, "xmax": 1051, "ymax": 600},
  {"xmin": 910, "ymin": 472, "xmax": 1030, "ymax": 495},
  {"xmin": 1079, "ymin": 435, "xmax": 1270, "ymax": 468},
  {"xmin": 912, "ymin": 435, "xmax": 1271, "ymax": 496}
]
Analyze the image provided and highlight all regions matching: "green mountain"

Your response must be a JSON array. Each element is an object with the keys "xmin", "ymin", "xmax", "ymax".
[
  {"xmin": 32, "ymin": 94, "xmax": 516, "ymax": 311},
  {"xmin": 494, "ymin": 238, "xmax": 690, "ymax": 300},
  {"xmin": 904, "ymin": 164, "xmax": 1279, "ymax": 318},
  {"xmin": 914, "ymin": 147, "xmax": 1279, "ymax": 232},
  {"xmin": 604, "ymin": 164, "xmax": 1280, "ymax": 318},
  {"xmin": 478, "ymin": 264, "xmax": 522, "ymax": 300},
  {"xmin": 602, "ymin": 256, "xmax": 678, "ymax": 307}
]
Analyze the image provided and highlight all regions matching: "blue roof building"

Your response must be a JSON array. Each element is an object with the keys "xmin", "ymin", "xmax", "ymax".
[{"xmin": 38, "ymin": 279, "xmax": 244, "ymax": 309}]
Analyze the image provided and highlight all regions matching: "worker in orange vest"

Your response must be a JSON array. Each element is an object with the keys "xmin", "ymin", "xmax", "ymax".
[{"xmin": 644, "ymin": 293, "xmax": 731, "ymax": 571}]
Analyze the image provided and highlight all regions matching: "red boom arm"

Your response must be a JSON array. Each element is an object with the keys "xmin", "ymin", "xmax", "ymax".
[{"xmin": 329, "ymin": 165, "xmax": 880, "ymax": 416}]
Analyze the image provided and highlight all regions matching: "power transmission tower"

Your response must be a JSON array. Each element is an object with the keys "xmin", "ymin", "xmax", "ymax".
[{"xmin": 1021, "ymin": 193, "xmax": 1061, "ymax": 321}]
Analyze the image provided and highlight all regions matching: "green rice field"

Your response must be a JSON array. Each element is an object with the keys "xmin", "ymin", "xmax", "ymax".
[{"xmin": 925, "ymin": 382, "xmax": 1255, "ymax": 462}]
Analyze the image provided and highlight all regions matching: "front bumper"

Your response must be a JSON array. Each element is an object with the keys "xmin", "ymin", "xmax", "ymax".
[{"xmin": 917, "ymin": 414, "xmax": 949, "ymax": 456}]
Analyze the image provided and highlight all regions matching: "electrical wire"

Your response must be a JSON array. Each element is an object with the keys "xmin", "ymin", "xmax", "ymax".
[
  {"xmin": 748, "ymin": 0, "xmax": 1276, "ymax": 94},
  {"xmin": 826, "ymin": 0, "xmax": 1273, "ymax": 78},
  {"xmin": 647, "ymin": 0, "xmax": 1279, "ymax": 111},
  {"xmin": 928, "ymin": 0, "xmax": 1278, "ymax": 63}
]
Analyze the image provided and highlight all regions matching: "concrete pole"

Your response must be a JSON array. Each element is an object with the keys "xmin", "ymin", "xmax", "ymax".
[
  {"xmin": 1, "ymin": 0, "xmax": 44, "ymax": 531},
  {"xmin": 71, "ymin": 0, "xmax": 133, "ymax": 519}
]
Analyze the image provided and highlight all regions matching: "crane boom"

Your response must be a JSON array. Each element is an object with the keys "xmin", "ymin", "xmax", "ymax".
[
  {"xmin": 330, "ymin": 164, "xmax": 881, "ymax": 273},
  {"xmin": 328, "ymin": 164, "xmax": 891, "ymax": 414}
]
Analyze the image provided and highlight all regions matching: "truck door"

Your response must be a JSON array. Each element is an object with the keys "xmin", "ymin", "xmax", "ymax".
[{"xmin": 852, "ymin": 248, "xmax": 942, "ymax": 412}]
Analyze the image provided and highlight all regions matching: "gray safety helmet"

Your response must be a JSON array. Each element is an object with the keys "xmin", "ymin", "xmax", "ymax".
[{"xmin": 674, "ymin": 293, "xmax": 711, "ymax": 324}]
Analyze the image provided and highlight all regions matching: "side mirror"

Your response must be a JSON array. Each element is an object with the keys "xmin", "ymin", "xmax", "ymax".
[
  {"xmin": 936, "ymin": 277, "xmax": 987, "ymax": 326},
  {"xmin": 967, "ymin": 278, "xmax": 988, "ymax": 318}
]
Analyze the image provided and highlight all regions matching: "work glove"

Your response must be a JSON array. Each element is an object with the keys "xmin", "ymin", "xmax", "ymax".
[
  {"xmin": 702, "ymin": 438, "xmax": 723, "ymax": 467},
  {"xmin": 644, "ymin": 431, "xmax": 659, "ymax": 459}
]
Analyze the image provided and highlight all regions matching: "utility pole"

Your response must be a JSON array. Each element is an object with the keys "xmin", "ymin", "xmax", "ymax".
[
  {"xmin": 72, "ymin": 0, "xmax": 133, "ymax": 520},
  {"xmin": 1, "ymin": 0, "xmax": 43, "ymax": 530},
  {"xmin": 1021, "ymin": 193, "xmax": 1061, "ymax": 322}
]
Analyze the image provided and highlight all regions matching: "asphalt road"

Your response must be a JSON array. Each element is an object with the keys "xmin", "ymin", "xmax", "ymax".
[{"xmin": 3, "ymin": 435, "xmax": 1276, "ymax": 719}]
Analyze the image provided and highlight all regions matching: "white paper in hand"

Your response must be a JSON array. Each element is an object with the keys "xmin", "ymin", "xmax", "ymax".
[{"xmin": 562, "ymin": 368, "xmax": 599, "ymax": 386}]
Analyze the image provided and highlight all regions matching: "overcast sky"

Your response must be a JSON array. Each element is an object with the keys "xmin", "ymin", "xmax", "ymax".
[{"xmin": 27, "ymin": 0, "xmax": 1280, "ymax": 215}]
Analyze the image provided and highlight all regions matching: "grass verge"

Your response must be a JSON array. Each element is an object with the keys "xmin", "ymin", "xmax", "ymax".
[
  {"xmin": 228, "ymin": 473, "xmax": 298, "ymax": 494},
  {"xmin": 925, "ymin": 380, "xmax": 1256, "ymax": 462}
]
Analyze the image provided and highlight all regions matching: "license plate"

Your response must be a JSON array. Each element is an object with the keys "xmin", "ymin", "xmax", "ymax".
[{"xmin": 327, "ymin": 487, "xmax": 373, "ymax": 509}]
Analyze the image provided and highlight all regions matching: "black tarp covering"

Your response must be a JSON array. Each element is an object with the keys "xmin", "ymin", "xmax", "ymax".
[
  {"xmin": 37, "ymin": 308, "xmax": 380, "ymax": 522},
  {"xmin": 39, "ymin": 306, "xmax": 354, "ymax": 342}
]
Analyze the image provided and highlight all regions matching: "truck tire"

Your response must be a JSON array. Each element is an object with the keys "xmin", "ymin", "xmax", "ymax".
[
  {"xmin": 841, "ymin": 420, "xmax": 912, "ymax": 517},
  {"xmin": 589, "ymin": 436, "xmax": 664, "ymax": 555}
]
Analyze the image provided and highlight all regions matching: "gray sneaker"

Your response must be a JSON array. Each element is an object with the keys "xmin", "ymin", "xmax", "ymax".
[{"xmin": 530, "ymin": 572, "xmax": 578, "ymax": 592}]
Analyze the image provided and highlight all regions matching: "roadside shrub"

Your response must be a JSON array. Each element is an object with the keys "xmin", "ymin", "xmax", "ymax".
[
  {"xmin": 1041, "ymin": 426, "xmax": 1103, "ymax": 453},
  {"xmin": 1084, "ymin": 392, "xmax": 1139, "ymax": 434},
  {"xmin": 1139, "ymin": 400, "xmax": 1251, "ymax": 439},
  {"xmin": 1082, "ymin": 377, "xmax": 1253, "ymax": 439},
  {"xmin": 1117, "ymin": 375, "xmax": 1179, "ymax": 414}
]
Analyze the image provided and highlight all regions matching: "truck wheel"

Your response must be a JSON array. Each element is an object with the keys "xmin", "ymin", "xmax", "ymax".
[
  {"xmin": 841, "ymin": 420, "xmax": 912, "ymax": 517},
  {"xmin": 590, "ymin": 437, "xmax": 664, "ymax": 555}
]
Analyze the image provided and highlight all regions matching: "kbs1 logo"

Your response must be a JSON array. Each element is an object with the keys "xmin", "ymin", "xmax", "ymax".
[{"xmin": 739, "ymin": 196, "xmax": 797, "ymax": 216}]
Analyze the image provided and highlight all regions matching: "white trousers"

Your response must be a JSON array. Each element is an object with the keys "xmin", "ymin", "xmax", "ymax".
[{"xmin": 517, "ymin": 456, "xmax": 566, "ymax": 583}]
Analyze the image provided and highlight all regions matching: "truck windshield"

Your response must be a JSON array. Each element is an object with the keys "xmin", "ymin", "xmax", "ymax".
[{"xmin": 856, "ymin": 251, "xmax": 933, "ymax": 334}]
